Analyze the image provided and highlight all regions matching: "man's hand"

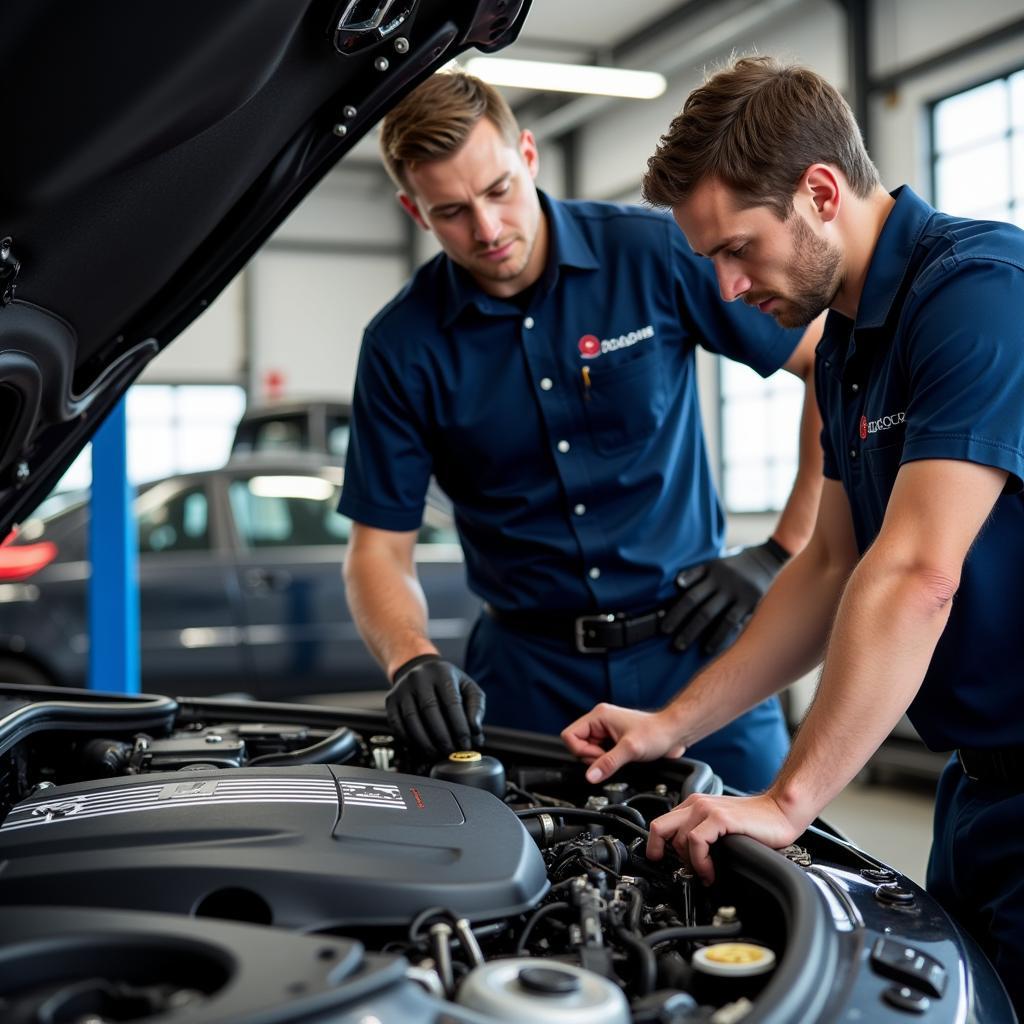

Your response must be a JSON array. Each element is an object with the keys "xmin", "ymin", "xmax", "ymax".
[
  {"xmin": 561, "ymin": 704, "xmax": 687, "ymax": 784},
  {"xmin": 647, "ymin": 792, "xmax": 806, "ymax": 884},
  {"xmin": 662, "ymin": 539, "xmax": 789, "ymax": 654},
  {"xmin": 387, "ymin": 655, "xmax": 485, "ymax": 758}
]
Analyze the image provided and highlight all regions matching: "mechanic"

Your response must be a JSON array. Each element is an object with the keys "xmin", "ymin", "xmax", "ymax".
[
  {"xmin": 340, "ymin": 70, "xmax": 824, "ymax": 792},
  {"xmin": 562, "ymin": 55, "xmax": 1024, "ymax": 1014}
]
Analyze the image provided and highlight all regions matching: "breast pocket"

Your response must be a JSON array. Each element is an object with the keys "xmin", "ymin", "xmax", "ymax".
[
  {"xmin": 863, "ymin": 441, "xmax": 904, "ymax": 514},
  {"xmin": 582, "ymin": 348, "xmax": 668, "ymax": 455}
]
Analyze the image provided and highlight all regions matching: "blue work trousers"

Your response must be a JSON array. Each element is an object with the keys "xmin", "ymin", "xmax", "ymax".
[
  {"xmin": 928, "ymin": 756, "xmax": 1024, "ymax": 1019},
  {"xmin": 464, "ymin": 612, "xmax": 789, "ymax": 793}
]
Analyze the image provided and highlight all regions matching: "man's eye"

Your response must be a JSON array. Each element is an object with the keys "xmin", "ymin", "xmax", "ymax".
[
  {"xmin": 728, "ymin": 245, "xmax": 747, "ymax": 258},
  {"xmin": 437, "ymin": 209, "xmax": 461, "ymax": 220},
  {"xmin": 491, "ymin": 182, "xmax": 511, "ymax": 197}
]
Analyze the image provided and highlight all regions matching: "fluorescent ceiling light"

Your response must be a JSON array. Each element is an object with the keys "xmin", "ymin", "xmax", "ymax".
[{"xmin": 463, "ymin": 57, "xmax": 666, "ymax": 100}]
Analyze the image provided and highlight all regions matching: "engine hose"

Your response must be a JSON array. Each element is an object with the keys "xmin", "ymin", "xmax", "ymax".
[
  {"xmin": 604, "ymin": 803, "xmax": 647, "ymax": 829},
  {"xmin": 614, "ymin": 925, "xmax": 658, "ymax": 997},
  {"xmin": 515, "ymin": 900, "xmax": 571, "ymax": 955},
  {"xmin": 642, "ymin": 921, "xmax": 743, "ymax": 947},
  {"xmin": 515, "ymin": 806, "xmax": 651, "ymax": 842},
  {"xmin": 247, "ymin": 726, "xmax": 359, "ymax": 766},
  {"xmin": 625, "ymin": 887, "xmax": 643, "ymax": 933}
]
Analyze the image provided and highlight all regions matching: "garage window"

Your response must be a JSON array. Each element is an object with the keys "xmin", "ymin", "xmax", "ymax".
[
  {"xmin": 932, "ymin": 68, "xmax": 1024, "ymax": 223},
  {"xmin": 55, "ymin": 384, "xmax": 246, "ymax": 492},
  {"xmin": 720, "ymin": 360, "xmax": 804, "ymax": 513}
]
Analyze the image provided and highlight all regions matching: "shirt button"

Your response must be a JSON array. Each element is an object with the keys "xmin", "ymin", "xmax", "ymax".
[
  {"xmin": 540, "ymin": 377, "xmax": 553, "ymax": 391},
  {"xmin": 851, "ymin": 383, "xmax": 859, "ymax": 393},
  {"xmin": 524, "ymin": 316, "xmax": 535, "ymax": 329},
  {"xmin": 588, "ymin": 567, "xmax": 601, "ymax": 580},
  {"xmin": 849, "ymin": 448, "xmax": 858, "ymax": 459},
  {"xmin": 574, "ymin": 503, "xmax": 586, "ymax": 516},
  {"xmin": 557, "ymin": 440, "xmax": 570, "ymax": 453}
]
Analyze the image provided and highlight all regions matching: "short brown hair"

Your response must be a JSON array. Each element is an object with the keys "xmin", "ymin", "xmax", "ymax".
[
  {"xmin": 380, "ymin": 70, "xmax": 520, "ymax": 191},
  {"xmin": 642, "ymin": 56, "xmax": 880, "ymax": 218}
]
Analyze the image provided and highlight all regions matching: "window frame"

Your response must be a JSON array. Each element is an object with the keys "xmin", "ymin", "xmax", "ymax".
[{"xmin": 928, "ymin": 62, "xmax": 1024, "ymax": 223}]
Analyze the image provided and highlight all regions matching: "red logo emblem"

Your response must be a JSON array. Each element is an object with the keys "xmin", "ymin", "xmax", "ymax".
[
  {"xmin": 578, "ymin": 334, "xmax": 601, "ymax": 359},
  {"xmin": 859, "ymin": 415, "xmax": 868, "ymax": 440}
]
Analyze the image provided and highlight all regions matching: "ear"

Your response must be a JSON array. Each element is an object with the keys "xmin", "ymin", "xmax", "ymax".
[
  {"xmin": 801, "ymin": 164, "xmax": 841, "ymax": 225},
  {"xmin": 519, "ymin": 129, "xmax": 540, "ymax": 180},
  {"xmin": 397, "ymin": 191, "xmax": 429, "ymax": 231}
]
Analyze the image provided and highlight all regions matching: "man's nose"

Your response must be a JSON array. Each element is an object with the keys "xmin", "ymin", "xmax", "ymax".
[
  {"xmin": 472, "ymin": 205, "xmax": 502, "ymax": 245},
  {"xmin": 717, "ymin": 266, "xmax": 752, "ymax": 303}
]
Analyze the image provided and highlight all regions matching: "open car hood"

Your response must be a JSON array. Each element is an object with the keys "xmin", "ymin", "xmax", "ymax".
[{"xmin": 0, "ymin": 0, "xmax": 530, "ymax": 538}]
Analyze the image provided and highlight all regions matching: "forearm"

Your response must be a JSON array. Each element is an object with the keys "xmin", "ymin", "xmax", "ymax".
[
  {"xmin": 771, "ymin": 372, "xmax": 823, "ymax": 555},
  {"xmin": 343, "ymin": 548, "xmax": 439, "ymax": 679},
  {"xmin": 664, "ymin": 541, "xmax": 847, "ymax": 745},
  {"xmin": 770, "ymin": 554, "xmax": 955, "ymax": 825}
]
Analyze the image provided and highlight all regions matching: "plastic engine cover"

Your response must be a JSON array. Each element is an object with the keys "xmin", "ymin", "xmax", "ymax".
[{"xmin": 0, "ymin": 765, "xmax": 549, "ymax": 928}]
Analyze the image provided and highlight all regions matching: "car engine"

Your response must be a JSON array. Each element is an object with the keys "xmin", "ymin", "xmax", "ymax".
[{"xmin": 0, "ymin": 684, "xmax": 1012, "ymax": 1024}]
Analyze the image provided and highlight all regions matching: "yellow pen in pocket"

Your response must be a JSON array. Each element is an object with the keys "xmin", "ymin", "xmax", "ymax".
[{"xmin": 581, "ymin": 364, "xmax": 592, "ymax": 399}]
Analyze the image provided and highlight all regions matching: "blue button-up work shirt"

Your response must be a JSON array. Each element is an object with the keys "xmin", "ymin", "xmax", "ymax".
[
  {"xmin": 816, "ymin": 186, "xmax": 1024, "ymax": 751},
  {"xmin": 340, "ymin": 192, "xmax": 801, "ymax": 614}
]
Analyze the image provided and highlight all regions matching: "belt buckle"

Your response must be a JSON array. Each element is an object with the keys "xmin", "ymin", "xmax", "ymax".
[{"xmin": 574, "ymin": 612, "xmax": 618, "ymax": 654}]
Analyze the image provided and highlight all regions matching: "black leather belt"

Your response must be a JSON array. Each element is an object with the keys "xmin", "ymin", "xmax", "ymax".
[
  {"xmin": 956, "ymin": 747, "xmax": 1024, "ymax": 786},
  {"xmin": 483, "ymin": 601, "xmax": 670, "ymax": 653}
]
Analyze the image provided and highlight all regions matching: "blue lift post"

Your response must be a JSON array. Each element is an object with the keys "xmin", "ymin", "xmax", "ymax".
[{"xmin": 88, "ymin": 396, "xmax": 140, "ymax": 694}]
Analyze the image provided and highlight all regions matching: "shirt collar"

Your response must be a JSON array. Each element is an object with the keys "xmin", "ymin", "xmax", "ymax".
[
  {"xmin": 815, "ymin": 185, "xmax": 934, "ymax": 371},
  {"xmin": 440, "ymin": 190, "xmax": 600, "ymax": 327},
  {"xmin": 854, "ymin": 184, "xmax": 935, "ymax": 330}
]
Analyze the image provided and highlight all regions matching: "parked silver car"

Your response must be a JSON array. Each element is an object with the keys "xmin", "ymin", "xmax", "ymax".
[{"xmin": 0, "ymin": 454, "xmax": 478, "ymax": 699}]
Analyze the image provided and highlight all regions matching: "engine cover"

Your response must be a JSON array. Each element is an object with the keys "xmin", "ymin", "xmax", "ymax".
[{"xmin": 0, "ymin": 765, "xmax": 549, "ymax": 928}]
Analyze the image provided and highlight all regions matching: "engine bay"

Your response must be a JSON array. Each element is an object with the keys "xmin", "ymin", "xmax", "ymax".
[{"xmin": 0, "ymin": 684, "xmax": 1010, "ymax": 1023}]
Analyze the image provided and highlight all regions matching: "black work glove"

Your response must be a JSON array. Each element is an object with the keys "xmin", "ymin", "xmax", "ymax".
[
  {"xmin": 387, "ymin": 655, "xmax": 486, "ymax": 759},
  {"xmin": 660, "ymin": 538, "xmax": 790, "ymax": 656}
]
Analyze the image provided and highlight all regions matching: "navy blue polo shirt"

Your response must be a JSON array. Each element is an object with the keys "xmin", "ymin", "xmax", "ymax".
[
  {"xmin": 340, "ymin": 192, "xmax": 801, "ymax": 613},
  {"xmin": 816, "ymin": 185, "xmax": 1024, "ymax": 750}
]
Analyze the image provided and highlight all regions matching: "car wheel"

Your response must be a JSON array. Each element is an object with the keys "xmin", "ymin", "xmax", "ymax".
[{"xmin": 0, "ymin": 657, "xmax": 54, "ymax": 687}]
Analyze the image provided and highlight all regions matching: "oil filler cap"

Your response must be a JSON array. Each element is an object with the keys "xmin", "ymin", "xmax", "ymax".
[
  {"xmin": 518, "ymin": 966, "xmax": 581, "ymax": 996},
  {"xmin": 429, "ymin": 752, "xmax": 506, "ymax": 797}
]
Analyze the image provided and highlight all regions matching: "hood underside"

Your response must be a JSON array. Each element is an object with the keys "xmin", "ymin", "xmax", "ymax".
[{"xmin": 0, "ymin": 0, "xmax": 529, "ymax": 537}]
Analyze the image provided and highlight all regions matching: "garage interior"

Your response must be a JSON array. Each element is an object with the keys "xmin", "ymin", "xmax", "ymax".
[
  {"xmin": 8, "ymin": 1, "xmax": 1024, "ymax": 1020},
  {"xmin": 12, "ymin": 0, "xmax": 1024, "ymax": 893}
]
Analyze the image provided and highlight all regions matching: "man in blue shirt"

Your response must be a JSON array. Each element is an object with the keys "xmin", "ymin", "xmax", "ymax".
[
  {"xmin": 340, "ymin": 71, "xmax": 823, "ymax": 792},
  {"xmin": 563, "ymin": 55, "xmax": 1024, "ymax": 1012}
]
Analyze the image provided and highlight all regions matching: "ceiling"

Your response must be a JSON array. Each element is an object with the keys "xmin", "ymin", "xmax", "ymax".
[{"xmin": 343, "ymin": 0, "xmax": 716, "ymax": 165}]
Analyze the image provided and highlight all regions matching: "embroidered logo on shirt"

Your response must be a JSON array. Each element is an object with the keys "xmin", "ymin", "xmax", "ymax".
[
  {"xmin": 860, "ymin": 411, "xmax": 906, "ymax": 439},
  {"xmin": 577, "ymin": 324, "xmax": 655, "ymax": 359}
]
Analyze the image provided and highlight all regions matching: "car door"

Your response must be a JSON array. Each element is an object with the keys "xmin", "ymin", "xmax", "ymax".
[
  {"xmin": 226, "ymin": 467, "xmax": 479, "ymax": 699},
  {"xmin": 226, "ymin": 468, "xmax": 362, "ymax": 698},
  {"xmin": 136, "ymin": 478, "xmax": 248, "ymax": 694}
]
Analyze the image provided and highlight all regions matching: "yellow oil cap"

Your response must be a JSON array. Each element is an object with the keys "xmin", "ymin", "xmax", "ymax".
[
  {"xmin": 449, "ymin": 751, "xmax": 482, "ymax": 762},
  {"xmin": 693, "ymin": 943, "xmax": 776, "ymax": 977}
]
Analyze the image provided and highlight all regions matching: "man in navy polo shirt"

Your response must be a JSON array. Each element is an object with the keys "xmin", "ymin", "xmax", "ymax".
[
  {"xmin": 563, "ymin": 55, "xmax": 1024, "ymax": 1012},
  {"xmin": 340, "ymin": 70, "xmax": 824, "ymax": 792}
]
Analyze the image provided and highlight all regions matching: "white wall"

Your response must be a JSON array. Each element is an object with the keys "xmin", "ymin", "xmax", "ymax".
[
  {"xmin": 574, "ymin": 0, "xmax": 846, "ymax": 202},
  {"xmin": 139, "ymin": 276, "xmax": 245, "ymax": 383},
  {"xmin": 248, "ymin": 249, "xmax": 406, "ymax": 401}
]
